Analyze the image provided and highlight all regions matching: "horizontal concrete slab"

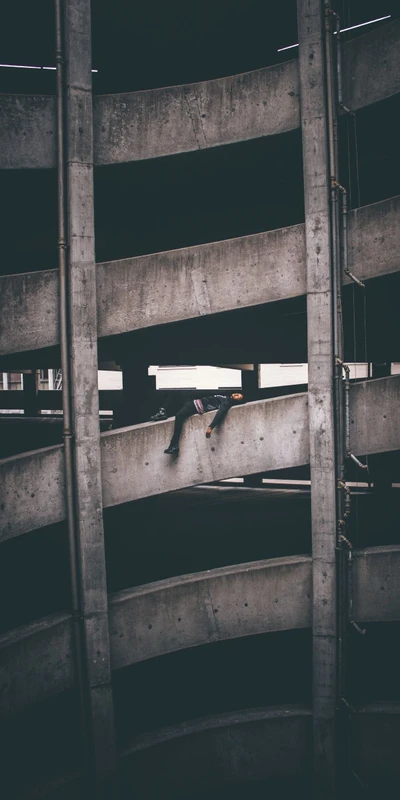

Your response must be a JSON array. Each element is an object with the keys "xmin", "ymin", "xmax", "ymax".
[
  {"xmin": 352, "ymin": 546, "xmax": 400, "ymax": 623},
  {"xmin": 0, "ymin": 612, "xmax": 73, "ymax": 718},
  {"xmin": 1, "ymin": 546, "xmax": 400, "ymax": 717},
  {"xmin": 342, "ymin": 18, "xmax": 400, "ymax": 111},
  {"xmin": 1, "ymin": 20, "xmax": 398, "ymax": 170},
  {"xmin": 1, "ymin": 195, "xmax": 399, "ymax": 357},
  {"xmin": 109, "ymin": 556, "xmax": 312, "ymax": 670},
  {"xmin": 1, "ymin": 377, "xmax": 399, "ymax": 540}
]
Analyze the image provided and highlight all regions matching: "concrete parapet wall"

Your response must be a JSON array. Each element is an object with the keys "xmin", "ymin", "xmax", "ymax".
[
  {"xmin": 1, "ymin": 195, "xmax": 399, "ymax": 357},
  {"xmin": 0, "ymin": 612, "xmax": 73, "ymax": 717},
  {"xmin": 109, "ymin": 556, "xmax": 312, "ymax": 670},
  {"xmin": 0, "ymin": 19, "xmax": 399, "ymax": 170},
  {"xmin": 1, "ymin": 377, "xmax": 399, "ymax": 540},
  {"xmin": 1, "ymin": 545, "xmax": 400, "ymax": 717}
]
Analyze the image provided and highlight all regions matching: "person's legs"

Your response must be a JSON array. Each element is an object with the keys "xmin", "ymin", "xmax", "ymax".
[{"xmin": 165, "ymin": 401, "xmax": 196, "ymax": 452}]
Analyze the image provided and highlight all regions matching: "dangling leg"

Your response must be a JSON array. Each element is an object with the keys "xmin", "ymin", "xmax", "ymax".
[{"xmin": 164, "ymin": 401, "xmax": 196, "ymax": 454}]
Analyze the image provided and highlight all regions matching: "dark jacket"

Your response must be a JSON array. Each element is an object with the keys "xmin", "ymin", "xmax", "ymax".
[{"xmin": 198, "ymin": 395, "xmax": 235, "ymax": 429}]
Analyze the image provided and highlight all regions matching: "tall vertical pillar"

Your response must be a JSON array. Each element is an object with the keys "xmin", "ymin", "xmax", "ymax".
[
  {"xmin": 297, "ymin": 1, "xmax": 337, "ymax": 796},
  {"xmin": 64, "ymin": 0, "xmax": 116, "ymax": 793}
]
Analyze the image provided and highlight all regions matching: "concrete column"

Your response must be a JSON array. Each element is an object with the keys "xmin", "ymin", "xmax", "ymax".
[
  {"xmin": 120, "ymin": 361, "xmax": 156, "ymax": 426},
  {"xmin": 64, "ymin": 0, "xmax": 116, "ymax": 793},
  {"xmin": 22, "ymin": 370, "xmax": 39, "ymax": 416},
  {"xmin": 297, "ymin": 1, "xmax": 337, "ymax": 796}
]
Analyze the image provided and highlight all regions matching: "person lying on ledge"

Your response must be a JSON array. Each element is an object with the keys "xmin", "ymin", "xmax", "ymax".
[{"xmin": 163, "ymin": 392, "xmax": 244, "ymax": 455}]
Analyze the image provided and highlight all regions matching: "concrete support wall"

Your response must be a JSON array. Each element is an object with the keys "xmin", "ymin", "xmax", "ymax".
[
  {"xmin": 1, "ymin": 18, "xmax": 399, "ymax": 170},
  {"xmin": 63, "ymin": 0, "xmax": 116, "ymax": 788},
  {"xmin": 1, "ymin": 194, "xmax": 399, "ymax": 358},
  {"xmin": 1, "ymin": 546, "xmax": 400, "ymax": 719},
  {"xmin": 1, "ymin": 376, "xmax": 399, "ymax": 542},
  {"xmin": 297, "ymin": 0, "xmax": 337, "ymax": 794}
]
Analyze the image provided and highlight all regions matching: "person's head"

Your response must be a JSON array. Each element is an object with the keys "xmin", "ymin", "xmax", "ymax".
[{"xmin": 231, "ymin": 392, "xmax": 244, "ymax": 402}]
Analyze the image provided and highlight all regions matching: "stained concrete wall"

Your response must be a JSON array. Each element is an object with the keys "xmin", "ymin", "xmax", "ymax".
[
  {"xmin": 0, "ymin": 19, "xmax": 399, "ymax": 170},
  {"xmin": 1, "ymin": 377, "xmax": 399, "ymax": 540},
  {"xmin": 0, "ymin": 612, "xmax": 73, "ymax": 717},
  {"xmin": 109, "ymin": 556, "xmax": 312, "ymax": 670},
  {"xmin": 1, "ymin": 194, "xmax": 399, "ymax": 357},
  {"xmin": 1, "ymin": 547, "xmax": 400, "ymax": 717}
]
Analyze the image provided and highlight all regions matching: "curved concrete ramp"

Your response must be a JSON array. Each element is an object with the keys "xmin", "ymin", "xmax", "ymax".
[
  {"xmin": 1, "ymin": 376, "xmax": 400, "ymax": 541},
  {"xmin": 0, "ymin": 612, "xmax": 73, "ymax": 718},
  {"xmin": 1, "ymin": 19, "xmax": 399, "ymax": 170},
  {"xmin": 109, "ymin": 556, "xmax": 312, "ymax": 670},
  {"xmin": 2, "ymin": 547, "xmax": 400, "ymax": 716},
  {"xmin": 1, "ymin": 194, "xmax": 399, "ymax": 357}
]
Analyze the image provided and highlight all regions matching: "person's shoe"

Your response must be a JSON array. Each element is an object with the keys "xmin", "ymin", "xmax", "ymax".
[
  {"xmin": 164, "ymin": 444, "xmax": 179, "ymax": 455},
  {"xmin": 151, "ymin": 408, "xmax": 168, "ymax": 421}
]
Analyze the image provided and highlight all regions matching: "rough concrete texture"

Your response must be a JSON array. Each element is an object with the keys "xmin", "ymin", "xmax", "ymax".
[
  {"xmin": 94, "ymin": 59, "xmax": 299, "ymax": 164},
  {"xmin": 1, "ymin": 194, "xmax": 399, "ymax": 357},
  {"xmin": 0, "ymin": 95, "xmax": 56, "ymax": 169},
  {"xmin": 350, "ymin": 375, "xmax": 400, "ymax": 456},
  {"xmin": 352, "ymin": 546, "xmax": 400, "ymax": 623},
  {"xmin": 1, "ymin": 377, "xmax": 399, "ymax": 540},
  {"xmin": 346, "ymin": 194, "xmax": 400, "ymax": 284},
  {"xmin": 353, "ymin": 704, "xmax": 400, "ymax": 778},
  {"xmin": 120, "ymin": 707, "xmax": 312, "ymax": 792},
  {"xmin": 342, "ymin": 18, "xmax": 400, "ymax": 111},
  {"xmin": 96, "ymin": 224, "xmax": 305, "ymax": 337},
  {"xmin": 1, "ymin": 547, "xmax": 400, "ymax": 716},
  {"xmin": 100, "ymin": 394, "xmax": 309, "ymax": 508},
  {"xmin": 0, "ymin": 612, "xmax": 73, "ymax": 718},
  {"xmin": 0, "ymin": 444, "xmax": 65, "ymax": 542},
  {"xmin": 109, "ymin": 556, "xmax": 312, "ymax": 670},
  {"xmin": 0, "ymin": 19, "xmax": 398, "ymax": 170}
]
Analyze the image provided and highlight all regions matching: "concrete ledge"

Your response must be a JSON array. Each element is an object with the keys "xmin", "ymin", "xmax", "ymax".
[
  {"xmin": 0, "ymin": 612, "xmax": 73, "ymax": 718},
  {"xmin": 2, "ymin": 547, "xmax": 400, "ymax": 717},
  {"xmin": 109, "ymin": 556, "xmax": 312, "ymax": 670},
  {"xmin": 1, "ymin": 195, "xmax": 399, "ymax": 357},
  {"xmin": 0, "ymin": 94, "xmax": 56, "ymax": 170},
  {"xmin": 1, "ymin": 19, "xmax": 398, "ymax": 171},
  {"xmin": 343, "ymin": 18, "xmax": 400, "ymax": 111},
  {"xmin": 352, "ymin": 546, "xmax": 400, "ymax": 623},
  {"xmin": 1, "ymin": 377, "xmax": 399, "ymax": 540}
]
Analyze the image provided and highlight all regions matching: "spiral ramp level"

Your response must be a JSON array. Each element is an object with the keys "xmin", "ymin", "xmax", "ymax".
[{"xmin": 0, "ymin": 4, "xmax": 400, "ymax": 798}]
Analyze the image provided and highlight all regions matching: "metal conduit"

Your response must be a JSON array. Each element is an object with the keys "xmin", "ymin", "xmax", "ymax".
[{"xmin": 55, "ymin": 0, "xmax": 90, "ymax": 783}]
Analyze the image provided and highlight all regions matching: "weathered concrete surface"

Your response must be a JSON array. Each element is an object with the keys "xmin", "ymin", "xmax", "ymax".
[
  {"xmin": 353, "ymin": 546, "xmax": 400, "ymax": 623},
  {"xmin": 0, "ymin": 94, "xmax": 56, "ymax": 169},
  {"xmin": 350, "ymin": 375, "xmax": 400, "ymax": 456},
  {"xmin": 63, "ymin": 0, "xmax": 116, "ymax": 782},
  {"xmin": 343, "ymin": 18, "xmax": 400, "ymax": 111},
  {"xmin": 1, "ymin": 19, "xmax": 398, "ymax": 171},
  {"xmin": 121, "ymin": 707, "xmax": 312, "ymax": 793},
  {"xmin": 353, "ymin": 703, "xmax": 400, "ymax": 779},
  {"xmin": 0, "ymin": 612, "xmax": 73, "ymax": 717},
  {"xmin": 93, "ymin": 60, "xmax": 299, "ymax": 164},
  {"xmin": 297, "ymin": 0, "xmax": 337, "ymax": 792},
  {"xmin": 346, "ymin": 194, "xmax": 400, "ymax": 284},
  {"xmin": 1, "ymin": 377, "xmax": 399, "ymax": 540},
  {"xmin": 1, "ymin": 194, "xmax": 399, "ymax": 357},
  {"xmin": 0, "ymin": 444, "xmax": 65, "ymax": 542},
  {"xmin": 109, "ymin": 556, "xmax": 312, "ymax": 670},
  {"xmin": 100, "ymin": 394, "xmax": 309, "ymax": 508}
]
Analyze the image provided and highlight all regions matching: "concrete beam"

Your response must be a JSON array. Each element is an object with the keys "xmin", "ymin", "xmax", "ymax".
[
  {"xmin": 0, "ymin": 612, "xmax": 73, "ymax": 717},
  {"xmin": 0, "ymin": 94, "xmax": 56, "ymax": 169},
  {"xmin": 352, "ymin": 546, "xmax": 400, "ymax": 623},
  {"xmin": 1, "ymin": 19, "xmax": 398, "ymax": 171},
  {"xmin": 1, "ymin": 547, "xmax": 400, "ymax": 717},
  {"xmin": 109, "ymin": 556, "xmax": 312, "ymax": 670},
  {"xmin": 1, "ymin": 194, "xmax": 399, "ymax": 358},
  {"xmin": 1, "ymin": 376, "xmax": 400, "ymax": 540},
  {"xmin": 342, "ymin": 18, "xmax": 400, "ymax": 111}
]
